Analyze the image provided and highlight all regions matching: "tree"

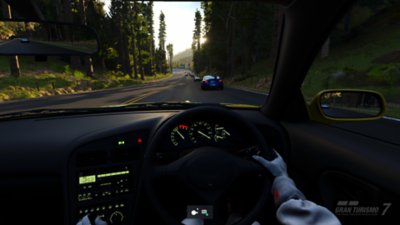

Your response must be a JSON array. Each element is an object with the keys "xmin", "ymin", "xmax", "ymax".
[
  {"xmin": 196, "ymin": 1, "xmax": 275, "ymax": 78},
  {"xmin": 1, "ymin": 1, "xmax": 21, "ymax": 77},
  {"xmin": 158, "ymin": 11, "xmax": 166, "ymax": 51},
  {"xmin": 109, "ymin": 0, "xmax": 132, "ymax": 76},
  {"xmin": 166, "ymin": 43, "xmax": 173, "ymax": 73},
  {"xmin": 156, "ymin": 11, "xmax": 167, "ymax": 73},
  {"xmin": 130, "ymin": 1, "xmax": 138, "ymax": 79},
  {"xmin": 200, "ymin": 1, "xmax": 212, "ymax": 71},
  {"xmin": 226, "ymin": 2, "xmax": 236, "ymax": 78},
  {"xmin": 59, "ymin": 0, "xmax": 83, "ymax": 71},
  {"xmin": 192, "ymin": 9, "xmax": 202, "ymax": 74},
  {"xmin": 270, "ymin": 5, "xmax": 283, "ymax": 63},
  {"xmin": 192, "ymin": 9, "xmax": 202, "ymax": 51},
  {"xmin": 77, "ymin": 0, "xmax": 94, "ymax": 77},
  {"xmin": 143, "ymin": 1, "xmax": 155, "ymax": 76}
]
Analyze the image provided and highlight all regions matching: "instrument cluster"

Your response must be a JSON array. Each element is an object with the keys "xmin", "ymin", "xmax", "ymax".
[{"xmin": 169, "ymin": 120, "xmax": 234, "ymax": 148}]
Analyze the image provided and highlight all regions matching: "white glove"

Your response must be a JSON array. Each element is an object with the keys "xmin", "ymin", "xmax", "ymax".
[
  {"xmin": 76, "ymin": 215, "xmax": 108, "ymax": 225},
  {"xmin": 253, "ymin": 151, "xmax": 305, "ymax": 207},
  {"xmin": 182, "ymin": 217, "xmax": 260, "ymax": 225},
  {"xmin": 181, "ymin": 218, "xmax": 204, "ymax": 225}
]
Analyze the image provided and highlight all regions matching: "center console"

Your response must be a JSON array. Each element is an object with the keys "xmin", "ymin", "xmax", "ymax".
[
  {"xmin": 68, "ymin": 131, "xmax": 147, "ymax": 225},
  {"xmin": 75, "ymin": 165, "xmax": 133, "ymax": 224}
]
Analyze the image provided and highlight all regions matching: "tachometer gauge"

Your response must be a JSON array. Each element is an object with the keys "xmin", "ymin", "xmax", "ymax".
[
  {"xmin": 189, "ymin": 121, "xmax": 213, "ymax": 143},
  {"xmin": 170, "ymin": 124, "xmax": 190, "ymax": 146},
  {"xmin": 214, "ymin": 124, "xmax": 231, "ymax": 142}
]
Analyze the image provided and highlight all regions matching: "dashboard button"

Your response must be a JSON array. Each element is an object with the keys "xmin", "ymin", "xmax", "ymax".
[{"xmin": 109, "ymin": 211, "xmax": 124, "ymax": 224}]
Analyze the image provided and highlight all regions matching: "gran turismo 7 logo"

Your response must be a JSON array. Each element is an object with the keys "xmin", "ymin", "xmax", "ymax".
[{"xmin": 334, "ymin": 201, "xmax": 391, "ymax": 216}]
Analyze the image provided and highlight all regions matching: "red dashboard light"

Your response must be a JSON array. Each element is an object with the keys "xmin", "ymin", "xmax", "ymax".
[
  {"xmin": 137, "ymin": 138, "xmax": 143, "ymax": 143},
  {"xmin": 178, "ymin": 124, "xmax": 189, "ymax": 129}
]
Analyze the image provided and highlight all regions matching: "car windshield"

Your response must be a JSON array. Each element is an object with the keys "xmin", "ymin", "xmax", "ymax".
[
  {"xmin": 203, "ymin": 75, "xmax": 220, "ymax": 80},
  {"xmin": 0, "ymin": 1, "xmax": 277, "ymax": 114}
]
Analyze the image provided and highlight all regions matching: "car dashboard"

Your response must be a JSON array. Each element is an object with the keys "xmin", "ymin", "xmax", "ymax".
[{"xmin": 0, "ymin": 108, "xmax": 287, "ymax": 225}]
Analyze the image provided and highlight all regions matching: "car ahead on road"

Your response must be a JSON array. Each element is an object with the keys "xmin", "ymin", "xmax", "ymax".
[
  {"xmin": 19, "ymin": 37, "xmax": 30, "ymax": 43},
  {"xmin": 193, "ymin": 75, "xmax": 201, "ymax": 81},
  {"xmin": 0, "ymin": 1, "xmax": 398, "ymax": 225},
  {"xmin": 201, "ymin": 75, "xmax": 224, "ymax": 90},
  {"xmin": 8, "ymin": 35, "xmax": 29, "ymax": 43}
]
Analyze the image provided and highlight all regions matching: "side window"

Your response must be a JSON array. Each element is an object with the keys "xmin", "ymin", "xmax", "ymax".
[{"xmin": 302, "ymin": 1, "xmax": 400, "ymax": 119}]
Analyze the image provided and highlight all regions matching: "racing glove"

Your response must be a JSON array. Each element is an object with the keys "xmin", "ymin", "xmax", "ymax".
[
  {"xmin": 76, "ymin": 215, "xmax": 108, "ymax": 225},
  {"xmin": 252, "ymin": 151, "xmax": 306, "ymax": 207},
  {"xmin": 181, "ymin": 218, "xmax": 204, "ymax": 225}
]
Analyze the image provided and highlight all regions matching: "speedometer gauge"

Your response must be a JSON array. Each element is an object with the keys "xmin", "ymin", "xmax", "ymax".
[
  {"xmin": 170, "ymin": 124, "xmax": 189, "ymax": 146},
  {"xmin": 214, "ymin": 124, "xmax": 231, "ymax": 142},
  {"xmin": 189, "ymin": 121, "xmax": 213, "ymax": 143}
]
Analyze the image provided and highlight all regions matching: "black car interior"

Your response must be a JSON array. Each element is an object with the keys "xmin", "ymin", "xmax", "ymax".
[{"xmin": 0, "ymin": 0, "xmax": 399, "ymax": 225}]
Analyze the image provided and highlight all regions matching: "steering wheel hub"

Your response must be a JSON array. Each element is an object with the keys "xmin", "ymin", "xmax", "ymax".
[{"xmin": 179, "ymin": 147, "xmax": 241, "ymax": 190}]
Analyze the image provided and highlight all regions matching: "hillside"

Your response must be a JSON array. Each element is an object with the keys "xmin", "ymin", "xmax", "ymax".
[
  {"xmin": 302, "ymin": 3, "xmax": 400, "ymax": 102},
  {"xmin": 173, "ymin": 48, "xmax": 192, "ymax": 67}
]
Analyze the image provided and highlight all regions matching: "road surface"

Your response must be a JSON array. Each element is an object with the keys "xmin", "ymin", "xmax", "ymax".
[
  {"xmin": 0, "ymin": 70, "xmax": 266, "ymax": 114},
  {"xmin": 0, "ymin": 70, "xmax": 398, "ymax": 145}
]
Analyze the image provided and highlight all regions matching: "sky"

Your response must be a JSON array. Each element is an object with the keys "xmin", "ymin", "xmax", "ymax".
[{"xmin": 102, "ymin": 1, "xmax": 201, "ymax": 55}]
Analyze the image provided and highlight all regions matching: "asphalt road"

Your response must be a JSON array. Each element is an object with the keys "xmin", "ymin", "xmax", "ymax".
[
  {"xmin": 0, "ymin": 70, "xmax": 398, "ymax": 145},
  {"xmin": 0, "ymin": 39, "xmax": 85, "ymax": 55},
  {"xmin": 0, "ymin": 70, "xmax": 266, "ymax": 114}
]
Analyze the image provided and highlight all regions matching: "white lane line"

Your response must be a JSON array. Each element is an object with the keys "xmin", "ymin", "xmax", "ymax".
[{"xmin": 383, "ymin": 116, "xmax": 400, "ymax": 122}]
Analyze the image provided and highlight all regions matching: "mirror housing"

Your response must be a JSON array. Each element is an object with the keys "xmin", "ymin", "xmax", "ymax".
[
  {"xmin": 0, "ymin": 19, "xmax": 99, "ymax": 56},
  {"xmin": 308, "ymin": 89, "xmax": 386, "ymax": 123}
]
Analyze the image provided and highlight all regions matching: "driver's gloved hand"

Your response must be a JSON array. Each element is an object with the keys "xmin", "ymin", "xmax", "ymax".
[
  {"xmin": 252, "ymin": 151, "xmax": 305, "ymax": 207},
  {"xmin": 76, "ymin": 215, "xmax": 108, "ymax": 225},
  {"xmin": 182, "ymin": 217, "xmax": 261, "ymax": 225},
  {"xmin": 181, "ymin": 218, "xmax": 204, "ymax": 225}
]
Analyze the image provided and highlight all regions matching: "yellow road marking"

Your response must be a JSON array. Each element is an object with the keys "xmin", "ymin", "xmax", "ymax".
[{"xmin": 123, "ymin": 89, "xmax": 162, "ymax": 104}]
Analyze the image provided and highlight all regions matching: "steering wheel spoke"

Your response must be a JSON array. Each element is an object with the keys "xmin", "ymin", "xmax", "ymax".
[
  {"xmin": 237, "ymin": 158, "xmax": 265, "ymax": 175},
  {"xmin": 152, "ymin": 163, "xmax": 177, "ymax": 178}
]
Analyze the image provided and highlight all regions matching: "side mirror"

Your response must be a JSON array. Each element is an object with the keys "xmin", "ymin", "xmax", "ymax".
[
  {"xmin": 0, "ymin": 19, "xmax": 99, "ymax": 56},
  {"xmin": 309, "ymin": 89, "xmax": 386, "ymax": 123}
]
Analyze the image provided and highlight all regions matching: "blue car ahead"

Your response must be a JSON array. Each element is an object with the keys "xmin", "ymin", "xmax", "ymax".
[{"xmin": 201, "ymin": 75, "xmax": 224, "ymax": 90}]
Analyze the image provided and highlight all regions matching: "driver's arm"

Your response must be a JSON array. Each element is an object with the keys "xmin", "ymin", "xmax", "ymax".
[{"xmin": 253, "ymin": 152, "xmax": 341, "ymax": 225}]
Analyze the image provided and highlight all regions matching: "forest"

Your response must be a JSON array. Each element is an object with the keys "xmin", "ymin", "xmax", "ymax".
[{"xmin": 1, "ymin": 0, "xmax": 174, "ymax": 80}]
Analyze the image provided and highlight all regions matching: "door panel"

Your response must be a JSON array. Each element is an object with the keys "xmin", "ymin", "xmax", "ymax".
[{"xmin": 281, "ymin": 121, "xmax": 399, "ymax": 224}]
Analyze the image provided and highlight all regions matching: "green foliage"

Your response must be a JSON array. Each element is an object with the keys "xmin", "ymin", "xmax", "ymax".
[
  {"xmin": 301, "ymin": 1, "xmax": 400, "ymax": 113},
  {"xmin": 64, "ymin": 65, "xmax": 72, "ymax": 75},
  {"xmin": 192, "ymin": 9, "xmax": 203, "ymax": 73},
  {"xmin": 154, "ymin": 11, "xmax": 167, "ymax": 74},
  {"xmin": 158, "ymin": 11, "xmax": 166, "ymax": 51},
  {"xmin": 195, "ymin": 2, "xmax": 275, "ymax": 77},
  {"xmin": 0, "ymin": 71, "xmax": 173, "ymax": 101},
  {"xmin": 192, "ymin": 9, "xmax": 202, "ymax": 51},
  {"xmin": 0, "ymin": 21, "xmax": 26, "ymax": 39},
  {"xmin": 73, "ymin": 70, "xmax": 85, "ymax": 79},
  {"xmin": 367, "ymin": 64, "xmax": 400, "ymax": 86},
  {"xmin": 224, "ymin": 59, "xmax": 273, "ymax": 92},
  {"xmin": 166, "ymin": 43, "xmax": 173, "ymax": 72}
]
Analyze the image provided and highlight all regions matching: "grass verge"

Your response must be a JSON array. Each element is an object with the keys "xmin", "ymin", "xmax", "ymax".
[{"xmin": 0, "ymin": 69, "xmax": 172, "ymax": 102}]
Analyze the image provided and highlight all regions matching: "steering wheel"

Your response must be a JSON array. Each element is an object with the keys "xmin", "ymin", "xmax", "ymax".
[{"xmin": 142, "ymin": 106, "xmax": 275, "ymax": 225}]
